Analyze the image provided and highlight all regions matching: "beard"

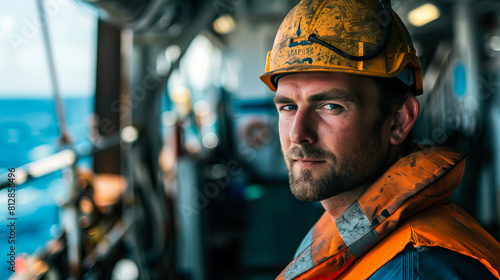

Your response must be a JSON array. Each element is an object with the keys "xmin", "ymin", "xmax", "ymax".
[{"xmin": 284, "ymin": 121, "xmax": 388, "ymax": 202}]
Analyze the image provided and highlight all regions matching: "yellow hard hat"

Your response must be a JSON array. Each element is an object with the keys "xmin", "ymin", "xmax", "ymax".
[{"xmin": 260, "ymin": 0, "xmax": 423, "ymax": 95}]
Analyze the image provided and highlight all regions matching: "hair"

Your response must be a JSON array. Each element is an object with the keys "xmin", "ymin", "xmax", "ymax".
[{"xmin": 373, "ymin": 78, "xmax": 415, "ymax": 151}]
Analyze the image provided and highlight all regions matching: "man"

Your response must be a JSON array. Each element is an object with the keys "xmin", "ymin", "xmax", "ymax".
[{"xmin": 259, "ymin": 0, "xmax": 500, "ymax": 279}]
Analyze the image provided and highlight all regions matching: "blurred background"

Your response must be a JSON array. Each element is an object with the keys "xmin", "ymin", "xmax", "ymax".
[{"xmin": 0, "ymin": 0, "xmax": 499, "ymax": 279}]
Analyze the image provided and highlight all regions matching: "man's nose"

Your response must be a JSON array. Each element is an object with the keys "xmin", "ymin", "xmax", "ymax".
[{"xmin": 289, "ymin": 109, "xmax": 317, "ymax": 144}]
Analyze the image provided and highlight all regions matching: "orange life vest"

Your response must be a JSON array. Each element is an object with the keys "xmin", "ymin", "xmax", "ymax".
[{"xmin": 276, "ymin": 147, "xmax": 500, "ymax": 280}]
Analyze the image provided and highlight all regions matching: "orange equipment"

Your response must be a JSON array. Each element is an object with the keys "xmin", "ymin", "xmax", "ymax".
[
  {"xmin": 274, "ymin": 148, "xmax": 500, "ymax": 279},
  {"xmin": 260, "ymin": 0, "xmax": 423, "ymax": 95}
]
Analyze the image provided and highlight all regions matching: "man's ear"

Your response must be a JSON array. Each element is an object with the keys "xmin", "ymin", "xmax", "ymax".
[{"xmin": 390, "ymin": 95, "xmax": 419, "ymax": 145}]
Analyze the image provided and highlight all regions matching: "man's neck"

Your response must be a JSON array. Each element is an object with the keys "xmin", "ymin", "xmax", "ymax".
[{"xmin": 320, "ymin": 185, "xmax": 369, "ymax": 221}]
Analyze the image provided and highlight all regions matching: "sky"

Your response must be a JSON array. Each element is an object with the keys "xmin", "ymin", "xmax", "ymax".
[{"xmin": 0, "ymin": 0, "xmax": 97, "ymax": 97}]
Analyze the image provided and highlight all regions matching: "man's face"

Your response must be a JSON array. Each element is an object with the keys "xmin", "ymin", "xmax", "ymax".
[{"xmin": 274, "ymin": 72, "xmax": 392, "ymax": 201}]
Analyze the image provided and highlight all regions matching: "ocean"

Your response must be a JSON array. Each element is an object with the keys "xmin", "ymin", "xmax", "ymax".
[{"xmin": 0, "ymin": 96, "xmax": 93, "ymax": 278}]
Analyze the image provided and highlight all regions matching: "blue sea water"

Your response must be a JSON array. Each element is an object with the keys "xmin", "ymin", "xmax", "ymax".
[{"xmin": 0, "ymin": 96, "xmax": 93, "ymax": 279}]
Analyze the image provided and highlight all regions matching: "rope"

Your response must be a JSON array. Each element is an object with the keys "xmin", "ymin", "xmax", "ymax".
[{"xmin": 36, "ymin": 0, "xmax": 73, "ymax": 149}]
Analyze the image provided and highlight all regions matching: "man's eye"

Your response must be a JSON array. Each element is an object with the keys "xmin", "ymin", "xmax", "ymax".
[
  {"xmin": 322, "ymin": 103, "xmax": 342, "ymax": 110},
  {"xmin": 279, "ymin": 105, "xmax": 297, "ymax": 111}
]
